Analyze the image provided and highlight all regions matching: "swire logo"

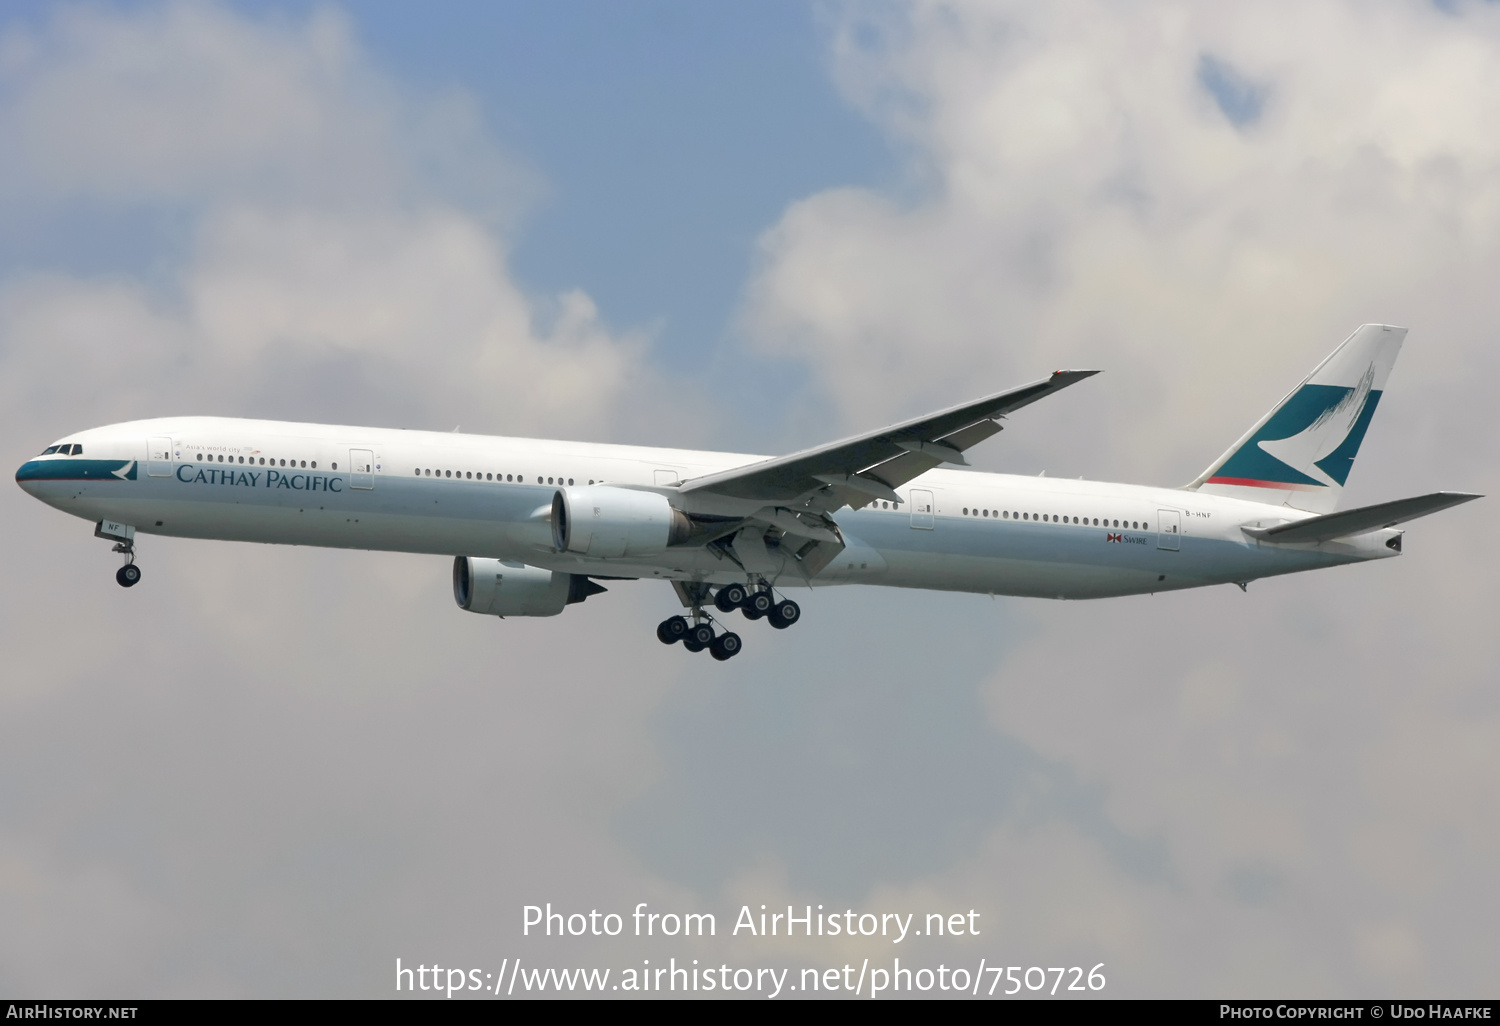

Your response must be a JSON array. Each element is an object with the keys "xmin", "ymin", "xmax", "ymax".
[{"xmin": 1106, "ymin": 533, "xmax": 1122, "ymax": 543}]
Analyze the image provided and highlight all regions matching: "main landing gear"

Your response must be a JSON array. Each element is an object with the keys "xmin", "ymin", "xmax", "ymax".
[
  {"xmin": 656, "ymin": 614, "xmax": 742, "ymax": 661},
  {"xmin": 656, "ymin": 581, "xmax": 801, "ymax": 660}
]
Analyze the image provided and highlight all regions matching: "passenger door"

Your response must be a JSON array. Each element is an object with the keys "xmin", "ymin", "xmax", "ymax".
[
  {"xmin": 349, "ymin": 449, "xmax": 375, "ymax": 490},
  {"xmin": 909, "ymin": 489, "xmax": 935, "ymax": 530},
  {"xmin": 1157, "ymin": 509, "xmax": 1181, "ymax": 550},
  {"xmin": 147, "ymin": 436, "xmax": 174, "ymax": 477}
]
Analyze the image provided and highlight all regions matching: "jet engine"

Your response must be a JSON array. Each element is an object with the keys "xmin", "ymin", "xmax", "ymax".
[
  {"xmin": 551, "ymin": 485, "xmax": 691, "ymax": 558},
  {"xmin": 452, "ymin": 557, "xmax": 605, "ymax": 617}
]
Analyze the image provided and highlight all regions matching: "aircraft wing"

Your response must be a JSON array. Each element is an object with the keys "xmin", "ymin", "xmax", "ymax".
[
  {"xmin": 680, "ymin": 370, "xmax": 1099, "ymax": 513},
  {"xmin": 1243, "ymin": 491, "xmax": 1482, "ymax": 544}
]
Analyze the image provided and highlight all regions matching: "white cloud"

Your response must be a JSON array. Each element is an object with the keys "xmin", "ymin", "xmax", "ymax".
[
  {"xmin": 748, "ymin": 0, "xmax": 1500, "ymax": 486},
  {"xmin": 4, "ymin": 0, "xmax": 1498, "ymax": 997},
  {"xmin": 0, "ymin": 2, "xmax": 650, "ymax": 440},
  {"xmin": 0, "ymin": 2, "xmax": 679, "ymax": 995},
  {"xmin": 734, "ymin": 0, "xmax": 1500, "ymax": 994},
  {"xmin": 0, "ymin": 3, "xmax": 514, "ymax": 210}
]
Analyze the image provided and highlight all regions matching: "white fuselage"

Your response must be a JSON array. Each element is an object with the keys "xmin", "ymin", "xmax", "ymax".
[{"xmin": 16, "ymin": 416, "xmax": 1400, "ymax": 599}]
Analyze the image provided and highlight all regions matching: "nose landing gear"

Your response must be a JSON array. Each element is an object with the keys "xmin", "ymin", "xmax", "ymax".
[{"xmin": 95, "ymin": 520, "xmax": 141, "ymax": 588}]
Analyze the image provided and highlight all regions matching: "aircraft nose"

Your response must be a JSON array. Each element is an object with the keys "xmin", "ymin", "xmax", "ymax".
[{"xmin": 15, "ymin": 460, "xmax": 47, "ymax": 497}]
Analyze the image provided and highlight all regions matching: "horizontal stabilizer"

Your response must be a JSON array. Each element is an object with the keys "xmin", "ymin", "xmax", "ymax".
[{"xmin": 1243, "ymin": 491, "xmax": 1481, "ymax": 544}]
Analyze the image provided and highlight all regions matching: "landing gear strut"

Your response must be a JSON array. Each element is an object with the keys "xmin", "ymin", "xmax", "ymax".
[
  {"xmin": 658, "ymin": 582, "xmax": 744, "ymax": 660},
  {"xmin": 658, "ymin": 578, "xmax": 800, "ymax": 659},
  {"xmin": 96, "ymin": 521, "xmax": 141, "ymax": 588},
  {"xmin": 730, "ymin": 579, "xmax": 798, "ymax": 628}
]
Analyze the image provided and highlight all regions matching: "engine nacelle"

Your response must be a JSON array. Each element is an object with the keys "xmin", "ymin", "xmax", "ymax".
[
  {"xmin": 551, "ymin": 485, "xmax": 691, "ymax": 558},
  {"xmin": 452, "ymin": 557, "xmax": 605, "ymax": 617}
]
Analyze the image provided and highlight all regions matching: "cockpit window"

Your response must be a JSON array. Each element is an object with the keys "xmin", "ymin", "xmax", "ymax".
[
  {"xmin": 41, "ymin": 445, "xmax": 60, "ymax": 455},
  {"xmin": 71, "ymin": 444, "xmax": 81, "ymax": 455}
]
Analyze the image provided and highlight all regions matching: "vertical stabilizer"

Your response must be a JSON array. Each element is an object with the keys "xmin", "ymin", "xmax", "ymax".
[{"xmin": 1187, "ymin": 324, "xmax": 1405, "ymax": 513}]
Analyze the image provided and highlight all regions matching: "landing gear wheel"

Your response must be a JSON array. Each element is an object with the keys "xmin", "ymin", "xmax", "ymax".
[
  {"xmin": 709, "ymin": 632, "xmax": 742, "ymax": 661},
  {"xmin": 683, "ymin": 622, "xmax": 714, "ymax": 652},
  {"xmin": 116, "ymin": 564, "xmax": 141, "ymax": 588},
  {"xmin": 768, "ymin": 598, "xmax": 800, "ymax": 629},
  {"xmin": 742, "ymin": 590, "xmax": 773, "ymax": 620},
  {"xmin": 657, "ymin": 615, "xmax": 688, "ymax": 644},
  {"xmin": 715, "ymin": 583, "xmax": 747, "ymax": 612}
]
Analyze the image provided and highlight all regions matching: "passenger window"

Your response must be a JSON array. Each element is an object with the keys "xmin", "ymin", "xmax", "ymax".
[
  {"xmin": 962, "ymin": 507, "xmax": 968, "ymax": 515},
  {"xmin": 330, "ymin": 462, "xmax": 336, "ymax": 470},
  {"xmin": 537, "ymin": 477, "xmax": 543, "ymax": 484},
  {"xmin": 310, "ymin": 461, "xmax": 316, "ymax": 469}
]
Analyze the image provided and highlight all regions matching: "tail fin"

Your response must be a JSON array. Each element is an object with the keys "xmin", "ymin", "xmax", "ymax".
[{"xmin": 1187, "ymin": 324, "xmax": 1405, "ymax": 513}]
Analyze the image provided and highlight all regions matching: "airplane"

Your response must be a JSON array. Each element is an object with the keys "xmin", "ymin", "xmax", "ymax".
[{"xmin": 15, "ymin": 323, "xmax": 1479, "ymax": 661}]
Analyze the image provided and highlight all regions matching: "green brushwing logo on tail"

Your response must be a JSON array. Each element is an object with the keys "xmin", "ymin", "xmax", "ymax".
[{"xmin": 1208, "ymin": 375, "xmax": 1381, "ymax": 491}]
